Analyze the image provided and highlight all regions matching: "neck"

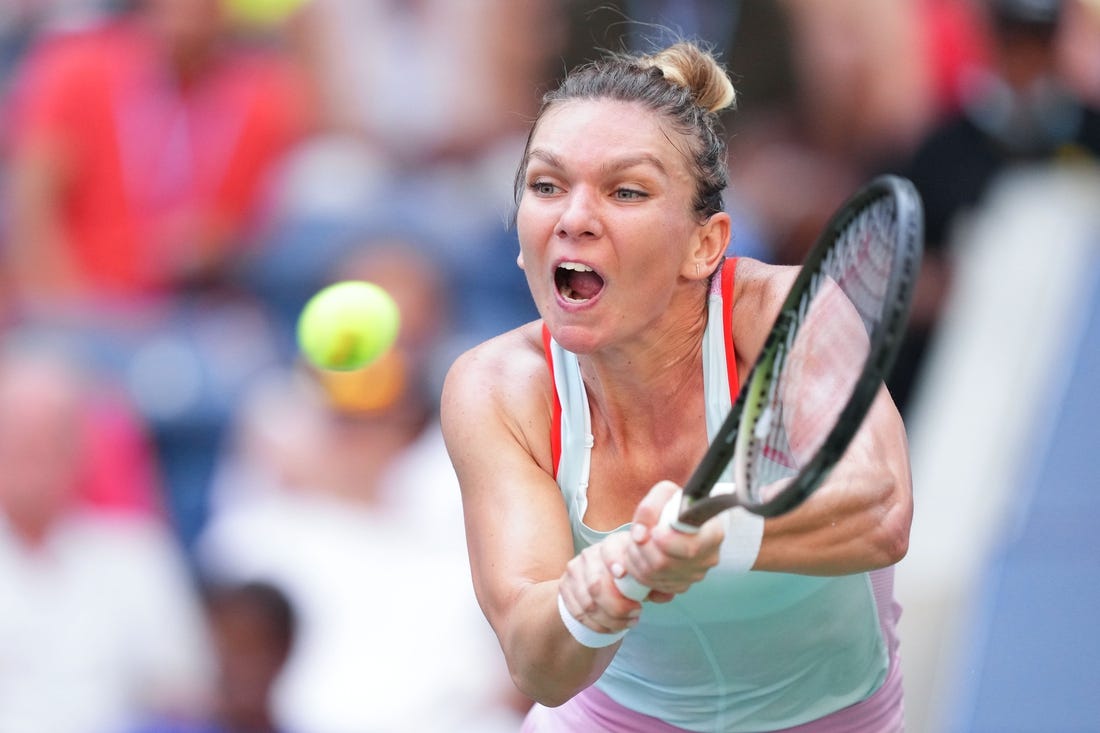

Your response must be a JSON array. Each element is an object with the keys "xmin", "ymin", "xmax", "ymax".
[{"xmin": 579, "ymin": 288, "xmax": 710, "ymax": 448}]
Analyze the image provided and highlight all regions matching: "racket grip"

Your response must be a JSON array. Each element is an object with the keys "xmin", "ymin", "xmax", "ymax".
[
  {"xmin": 612, "ymin": 490, "xmax": 697, "ymax": 602},
  {"xmin": 613, "ymin": 573, "xmax": 651, "ymax": 602}
]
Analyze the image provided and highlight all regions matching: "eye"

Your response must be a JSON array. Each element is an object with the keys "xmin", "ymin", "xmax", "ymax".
[
  {"xmin": 528, "ymin": 180, "xmax": 560, "ymax": 196},
  {"xmin": 614, "ymin": 187, "xmax": 648, "ymax": 201}
]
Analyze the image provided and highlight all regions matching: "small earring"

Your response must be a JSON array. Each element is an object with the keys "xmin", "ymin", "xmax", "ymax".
[{"xmin": 695, "ymin": 262, "xmax": 701, "ymax": 276}]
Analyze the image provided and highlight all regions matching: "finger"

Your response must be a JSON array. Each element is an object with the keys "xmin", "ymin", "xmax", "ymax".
[
  {"xmin": 631, "ymin": 480, "xmax": 682, "ymax": 540},
  {"xmin": 599, "ymin": 531, "xmax": 634, "ymax": 586},
  {"xmin": 697, "ymin": 511, "xmax": 727, "ymax": 547},
  {"xmin": 565, "ymin": 541, "xmax": 642, "ymax": 630},
  {"xmin": 592, "ymin": 538, "xmax": 645, "ymax": 621},
  {"xmin": 560, "ymin": 576, "xmax": 620, "ymax": 634},
  {"xmin": 622, "ymin": 526, "xmax": 667, "ymax": 590},
  {"xmin": 625, "ymin": 518, "xmax": 723, "ymax": 595},
  {"xmin": 653, "ymin": 510, "xmax": 725, "ymax": 558},
  {"xmin": 558, "ymin": 555, "xmax": 594, "ymax": 614}
]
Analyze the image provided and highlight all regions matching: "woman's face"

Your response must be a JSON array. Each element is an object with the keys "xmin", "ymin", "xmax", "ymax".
[{"xmin": 516, "ymin": 98, "xmax": 714, "ymax": 354}]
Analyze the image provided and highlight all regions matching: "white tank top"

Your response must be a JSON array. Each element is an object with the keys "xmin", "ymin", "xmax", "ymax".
[{"xmin": 543, "ymin": 259, "xmax": 894, "ymax": 732}]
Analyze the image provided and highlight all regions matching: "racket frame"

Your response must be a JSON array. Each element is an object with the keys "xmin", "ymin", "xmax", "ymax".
[{"xmin": 676, "ymin": 174, "xmax": 924, "ymax": 526}]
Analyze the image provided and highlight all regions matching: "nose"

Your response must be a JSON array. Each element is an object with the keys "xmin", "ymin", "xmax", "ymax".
[{"xmin": 556, "ymin": 187, "xmax": 602, "ymax": 240}]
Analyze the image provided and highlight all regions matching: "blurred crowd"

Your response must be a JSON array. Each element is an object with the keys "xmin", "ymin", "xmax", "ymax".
[{"xmin": 0, "ymin": 1, "xmax": 1096, "ymax": 732}]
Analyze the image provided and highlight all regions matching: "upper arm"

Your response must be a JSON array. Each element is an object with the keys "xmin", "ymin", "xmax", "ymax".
[
  {"xmin": 440, "ymin": 335, "xmax": 577, "ymax": 635},
  {"xmin": 834, "ymin": 385, "xmax": 914, "ymax": 549},
  {"xmin": 785, "ymin": 272, "xmax": 913, "ymax": 513},
  {"xmin": 736, "ymin": 264, "xmax": 914, "ymax": 573},
  {"xmin": 739, "ymin": 261, "xmax": 911, "ymax": 499}
]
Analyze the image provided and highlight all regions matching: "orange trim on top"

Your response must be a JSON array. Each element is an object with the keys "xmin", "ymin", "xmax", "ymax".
[
  {"xmin": 542, "ymin": 323, "xmax": 563, "ymax": 478},
  {"xmin": 722, "ymin": 258, "xmax": 740, "ymax": 399}
]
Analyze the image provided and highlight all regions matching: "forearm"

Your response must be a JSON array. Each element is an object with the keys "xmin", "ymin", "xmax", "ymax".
[
  {"xmin": 493, "ymin": 578, "xmax": 619, "ymax": 707},
  {"xmin": 752, "ymin": 385, "xmax": 913, "ymax": 576},
  {"xmin": 756, "ymin": 482, "xmax": 910, "ymax": 575},
  {"xmin": 753, "ymin": 458, "xmax": 912, "ymax": 576},
  {"xmin": 462, "ymin": 487, "xmax": 626, "ymax": 706}
]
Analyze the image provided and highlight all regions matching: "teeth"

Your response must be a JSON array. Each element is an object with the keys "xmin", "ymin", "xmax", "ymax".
[{"xmin": 558, "ymin": 262, "xmax": 593, "ymax": 272}]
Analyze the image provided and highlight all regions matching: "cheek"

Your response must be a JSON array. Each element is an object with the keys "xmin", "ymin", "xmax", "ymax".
[
  {"xmin": 515, "ymin": 203, "xmax": 554, "ymax": 271},
  {"xmin": 516, "ymin": 199, "xmax": 549, "ymax": 244},
  {"xmin": 514, "ymin": 215, "xmax": 549, "ymax": 300},
  {"xmin": 623, "ymin": 219, "xmax": 688, "ymax": 275}
]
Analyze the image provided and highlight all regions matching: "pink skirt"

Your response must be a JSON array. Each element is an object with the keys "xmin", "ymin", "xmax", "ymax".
[{"xmin": 520, "ymin": 653, "xmax": 904, "ymax": 733}]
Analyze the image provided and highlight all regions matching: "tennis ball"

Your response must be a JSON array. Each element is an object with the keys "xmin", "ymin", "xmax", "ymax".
[
  {"xmin": 297, "ymin": 281, "xmax": 400, "ymax": 371},
  {"xmin": 222, "ymin": 0, "xmax": 309, "ymax": 28}
]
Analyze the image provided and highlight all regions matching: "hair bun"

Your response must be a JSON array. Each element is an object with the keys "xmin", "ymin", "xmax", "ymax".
[{"xmin": 640, "ymin": 42, "xmax": 736, "ymax": 114}]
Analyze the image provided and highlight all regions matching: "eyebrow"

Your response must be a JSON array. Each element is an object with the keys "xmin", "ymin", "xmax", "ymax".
[
  {"xmin": 526, "ymin": 149, "xmax": 669, "ymax": 178},
  {"xmin": 526, "ymin": 148, "xmax": 565, "ymax": 170}
]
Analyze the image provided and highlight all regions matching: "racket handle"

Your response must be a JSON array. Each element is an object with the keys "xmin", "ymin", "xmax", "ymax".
[
  {"xmin": 613, "ymin": 573, "xmax": 652, "ymax": 602},
  {"xmin": 612, "ymin": 490, "xmax": 699, "ymax": 602}
]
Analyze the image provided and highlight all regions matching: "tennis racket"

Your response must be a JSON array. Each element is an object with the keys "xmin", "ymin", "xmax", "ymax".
[{"xmin": 615, "ymin": 174, "xmax": 923, "ymax": 601}]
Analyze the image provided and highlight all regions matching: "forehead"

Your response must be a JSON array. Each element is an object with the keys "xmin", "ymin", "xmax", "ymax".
[{"xmin": 530, "ymin": 99, "xmax": 694, "ymax": 177}]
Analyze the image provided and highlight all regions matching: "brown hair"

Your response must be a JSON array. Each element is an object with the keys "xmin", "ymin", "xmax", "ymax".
[{"xmin": 514, "ymin": 40, "xmax": 736, "ymax": 220}]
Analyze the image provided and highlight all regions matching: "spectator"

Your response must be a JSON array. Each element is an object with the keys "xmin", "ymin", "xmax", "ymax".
[
  {"xmin": 263, "ymin": 0, "xmax": 564, "ymax": 360},
  {"xmin": 0, "ymin": 0, "xmax": 116, "ymax": 99},
  {"xmin": 196, "ymin": 244, "xmax": 527, "ymax": 733},
  {"xmin": 726, "ymin": 0, "xmax": 943, "ymax": 269},
  {"xmin": 127, "ymin": 580, "xmax": 297, "ymax": 733},
  {"xmin": 292, "ymin": 0, "xmax": 562, "ymax": 166},
  {"xmin": 2, "ymin": 0, "xmax": 312, "ymax": 305},
  {"xmin": 1057, "ymin": 0, "xmax": 1100, "ymax": 106},
  {"xmin": 0, "ymin": 0, "xmax": 315, "ymax": 547},
  {"xmin": 894, "ymin": 0, "xmax": 1100, "ymax": 413},
  {"xmin": 0, "ymin": 337, "xmax": 213, "ymax": 733}
]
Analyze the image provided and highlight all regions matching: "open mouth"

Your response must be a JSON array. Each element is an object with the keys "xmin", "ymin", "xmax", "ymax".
[{"xmin": 555, "ymin": 262, "xmax": 605, "ymax": 303}]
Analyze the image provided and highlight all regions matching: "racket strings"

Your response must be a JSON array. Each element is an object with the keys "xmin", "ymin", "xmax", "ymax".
[
  {"xmin": 828, "ymin": 198, "xmax": 897, "ymax": 330},
  {"xmin": 741, "ymin": 195, "xmax": 901, "ymax": 503}
]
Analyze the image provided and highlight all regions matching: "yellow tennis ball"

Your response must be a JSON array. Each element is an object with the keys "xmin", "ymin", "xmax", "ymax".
[
  {"xmin": 221, "ymin": 0, "xmax": 308, "ymax": 28},
  {"xmin": 297, "ymin": 281, "xmax": 400, "ymax": 371}
]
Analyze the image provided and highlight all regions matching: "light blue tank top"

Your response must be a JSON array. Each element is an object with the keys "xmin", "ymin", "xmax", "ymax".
[{"xmin": 544, "ymin": 260, "xmax": 891, "ymax": 732}]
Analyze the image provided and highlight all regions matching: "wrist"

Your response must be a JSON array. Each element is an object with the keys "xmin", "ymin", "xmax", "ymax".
[{"xmin": 720, "ymin": 506, "xmax": 764, "ymax": 572}]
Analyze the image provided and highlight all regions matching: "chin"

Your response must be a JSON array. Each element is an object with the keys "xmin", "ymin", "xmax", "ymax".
[{"xmin": 544, "ymin": 321, "xmax": 605, "ymax": 355}]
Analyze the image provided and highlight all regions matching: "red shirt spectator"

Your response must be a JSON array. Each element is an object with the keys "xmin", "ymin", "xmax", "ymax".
[{"xmin": 4, "ymin": 8, "xmax": 311, "ymax": 301}]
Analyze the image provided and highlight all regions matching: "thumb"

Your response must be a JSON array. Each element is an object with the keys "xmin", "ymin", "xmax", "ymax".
[{"xmin": 630, "ymin": 480, "xmax": 682, "ymax": 543}]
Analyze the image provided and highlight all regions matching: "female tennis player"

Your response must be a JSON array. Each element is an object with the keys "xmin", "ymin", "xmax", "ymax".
[{"xmin": 441, "ymin": 39, "xmax": 913, "ymax": 732}]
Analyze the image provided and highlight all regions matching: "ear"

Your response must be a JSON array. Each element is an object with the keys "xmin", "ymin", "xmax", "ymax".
[
  {"xmin": 681, "ymin": 212, "xmax": 730, "ymax": 282},
  {"xmin": 516, "ymin": 250, "xmax": 526, "ymax": 270}
]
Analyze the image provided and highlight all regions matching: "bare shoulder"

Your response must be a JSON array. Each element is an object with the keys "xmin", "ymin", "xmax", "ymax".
[
  {"xmin": 732, "ymin": 257, "xmax": 799, "ymax": 313},
  {"xmin": 730, "ymin": 258, "xmax": 800, "ymax": 362},
  {"xmin": 441, "ymin": 321, "xmax": 555, "ymax": 475},
  {"xmin": 442, "ymin": 321, "xmax": 548, "ymax": 412}
]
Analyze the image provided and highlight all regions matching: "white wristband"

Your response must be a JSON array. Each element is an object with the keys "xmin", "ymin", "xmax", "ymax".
[
  {"xmin": 719, "ymin": 506, "xmax": 765, "ymax": 573},
  {"xmin": 557, "ymin": 593, "xmax": 628, "ymax": 648}
]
